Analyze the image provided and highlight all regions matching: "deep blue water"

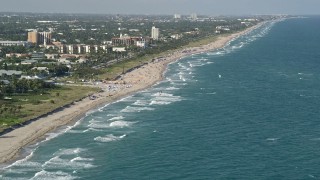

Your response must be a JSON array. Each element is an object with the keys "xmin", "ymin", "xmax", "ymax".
[{"xmin": 1, "ymin": 17, "xmax": 320, "ymax": 179}]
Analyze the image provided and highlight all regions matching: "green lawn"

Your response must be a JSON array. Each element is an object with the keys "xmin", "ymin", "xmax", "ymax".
[{"xmin": 0, "ymin": 86, "xmax": 99, "ymax": 132}]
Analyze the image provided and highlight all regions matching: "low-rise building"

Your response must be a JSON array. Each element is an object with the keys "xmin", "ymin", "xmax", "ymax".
[
  {"xmin": 0, "ymin": 41, "xmax": 31, "ymax": 47},
  {"xmin": 0, "ymin": 70, "xmax": 22, "ymax": 77},
  {"xmin": 45, "ymin": 54, "xmax": 59, "ymax": 59},
  {"xmin": 6, "ymin": 53, "xmax": 30, "ymax": 58},
  {"xmin": 21, "ymin": 59, "xmax": 38, "ymax": 65},
  {"xmin": 112, "ymin": 47, "xmax": 126, "ymax": 52}
]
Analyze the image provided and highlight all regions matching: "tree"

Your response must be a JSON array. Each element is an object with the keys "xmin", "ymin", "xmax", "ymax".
[{"xmin": 3, "ymin": 63, "xmax": 8, "ymax": 71}]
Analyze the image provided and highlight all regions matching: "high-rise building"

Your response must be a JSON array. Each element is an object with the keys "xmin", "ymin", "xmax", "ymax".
[
  {"xmin": 174, "ymin": 14, "xmax": 181, "ymax": 19},
  {"xmin": 151, "ymin": 26, "xmax": 159, "ymax": 40},
  {"xmin": 27, "ymin": 31, "xmax": 52, "ymax": 45},
  {"xmin": 190, "ymin": 13, "xmax": 197, "ymax": 21},
  {"xmin": 27, "ymin": 31, "xmax": 38, "ymax": 44},
  {"xmin": 38, "ymin": 32, "xmax": 52, "ymax": 46}
]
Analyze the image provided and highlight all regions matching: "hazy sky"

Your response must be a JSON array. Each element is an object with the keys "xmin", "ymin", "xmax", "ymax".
[{"xmin": 0, "ymin": 0, "xmax": 319, "ymax": 15}]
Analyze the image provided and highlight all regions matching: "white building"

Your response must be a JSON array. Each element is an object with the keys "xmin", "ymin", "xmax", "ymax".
[
  {"xmin": 190, "ymin": 13, "xmax": 197, "ymax": 21},
  {"xmin": 0, "ymin": 41, "xmax": 30, "ymax": 47},
  {"xmin": 136, "ymin": 41, "xmax": 146, "ymax": 48},
  {"xmin": 174, "ymin": 14, "xmax": 181, "ymax": 19},
  {"xmin": 112, "ymin": 47, "xmax": 126, "ymax": 52},
  {"xmin": 67, "ymin": 45, "xmax": 74, "ymax": 54},
  {"xmin": 78, "ymin": 45, "xmax": 83, "ymax": 54},
  {"xmin": 85, "ymin": 45, "xmax": 91, "ymax": 53},
  {"xmin": 151, "ymin": 26, "xmax": 160, "ymax": 40}
]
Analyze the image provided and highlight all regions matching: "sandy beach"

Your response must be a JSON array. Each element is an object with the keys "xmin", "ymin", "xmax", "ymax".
[{"xmin": 0, "ymin": 24, "xmax": 262, "ymax": 165}]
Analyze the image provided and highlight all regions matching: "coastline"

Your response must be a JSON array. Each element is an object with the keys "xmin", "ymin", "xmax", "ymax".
[{"xmin": 0, "ymin": 23, "xmax": 263, "ymax": 165}]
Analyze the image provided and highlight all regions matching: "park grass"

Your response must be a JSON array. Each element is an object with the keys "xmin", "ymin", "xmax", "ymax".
[{"xmin": 0, "ymin": 86, "xmax": 99, "ymax": 132}]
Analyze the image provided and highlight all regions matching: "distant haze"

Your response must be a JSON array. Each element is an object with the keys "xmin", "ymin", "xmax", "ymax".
[{"xmin": 0, "ymin": 0, "xmax": 319, "ymax": 15}]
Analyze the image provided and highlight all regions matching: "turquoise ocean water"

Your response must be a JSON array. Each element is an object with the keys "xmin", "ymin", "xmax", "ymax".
[{"xmin": 1, "ymin": 16, "xmax": 320, "ymax": 179}]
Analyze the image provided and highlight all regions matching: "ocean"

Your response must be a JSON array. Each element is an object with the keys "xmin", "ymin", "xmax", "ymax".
[{"xmin": 1, "ymin": 16, "xmax": 320, "ymax": 179}]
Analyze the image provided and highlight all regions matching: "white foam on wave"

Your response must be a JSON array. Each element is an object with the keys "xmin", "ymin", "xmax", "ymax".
[
  {"xmin": 67, "ymin": 129, "xmax": 85, "ymax": 134},
  {"xmin": 94, "ymin": 134, "xmax": 127, "ymax": 143},
  {"xmin": 88, "ymin": 119, "xmax": 134, "ymax": 129},
  {"xmin": 207, "ymin": 51, "xmax": 225, "ymax": 56},
  {"xmin": 121, "ymin": 106, "xmax": 155, "ymax": 113},
  {"xmin": 54, "ymin": 148, "xmax": 85, "ymax": 156},
  {"xmin": 41, "ymin": 115, "xmax": 85, "ymax": 142},
  {"xmin": 70, "ymin": 157, "xmax": 94, "ymax": 162},
  {"xmin": 87, "ymin": 122, "xmax": 110, "ymax": 129},
  {"xmin": 189, "ymin": 62, "xmax": 206, "ymax": 67},
  {"xmin": 31, "ymin": 170, "xmax": 77, "ymax": 180},
  {"xmin": 179, "ymin": 75, "xmax": 186, "ymax": 81},
  {"xmin": 82, "ymin": 127, "xmax": 103, "ymax": 132},
  {"xmin": 206, "ymin": 92, "xmax": 217, "ymax": 95},
  {"xmin": 150, "ymin": 93, "xmax": 182, "ymax": 105},
  {"xmin": 178, "ymin": 63, "xmax": 188, "ymax": 70},
  {"xmin": 42, "ymin": 156, "xmax": 95, "ymax": 169},
  {"xmin": 109, "ymin": 120, "xmax": 133, "ymax": 128},
  {"xmin": 108, "ymin": 116, "xmax": 124, "ymax": 121},
  {"xmin": 266, "ymin": 138, "xmax": 279, "ymax": 141},
  {"xmin": 220, "ymin": 21, "xmax": 277, "ymax": 55},
  {"xmin": 152, "ymin": 92, "xmax": 173, "ymax": 97},
  {"xmin": 89, "ymin": 119, "xmax": 101, "ymax": 124},
  {"xmin": 132, "ymin": 100, "xmax": 149, "ymax": 106},
  {"xmin": 150, "ymin": 100, "xmax": 171, "ymax": 105},
  {"xmin": 166, "ymin": 87, "xmax": 180, "ymax": 90}
]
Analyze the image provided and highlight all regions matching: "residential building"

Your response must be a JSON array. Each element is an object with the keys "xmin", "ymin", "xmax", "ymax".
[
  {"xmin": 151, "ymin": 26, "xmax": 159, "ymax": 40},
  {"xmin": 112, "ymin": 35, "xmax": 152, "ymax": 47},
  {"xmin": 190, "ymin": 13, "xmax": 197, "ymax": 21},
  {"xmin": 27, "ymin": 31, "xmax": 38, "ymax": 44},
  {"xmin": 38, "ymin": 32, "xmax": 52, "ymax": 45},
  {"xmin": 27, "ymin": 31, "xmax": 52, "ymax": 45},
  {"xmin": 84, "ymin": 45, "xmax": 91, "ymax": 53},
  {"xmin": 67, "ymin": 45, "xmax": 74, "ymax": 54},
  {"xmin": 174, "ymin": 14, "xmax": 181, "ymax": 19}
]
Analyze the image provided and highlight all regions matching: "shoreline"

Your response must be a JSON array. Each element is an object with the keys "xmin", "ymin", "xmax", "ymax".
[{"xmin": 0, "ymin": 23, "xmax": 264, "ymax": 165}]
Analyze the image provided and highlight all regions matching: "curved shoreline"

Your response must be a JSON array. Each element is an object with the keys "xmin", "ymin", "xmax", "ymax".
[{"xmin": 0, "ymin": 23, "xmax": 264, "ymax": 165}]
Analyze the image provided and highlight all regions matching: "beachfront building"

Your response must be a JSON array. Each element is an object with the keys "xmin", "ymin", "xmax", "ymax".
[
  {"xmin": 151, "ymin": 26, "xmax": 159, "ymax": 40},
  {"xmin": 54, "ymin": 44, "xmax": 110, "ymax": 54},
  {"xmin": 112, "ymin": 34, "xmax": 152, "ymax": 47}
]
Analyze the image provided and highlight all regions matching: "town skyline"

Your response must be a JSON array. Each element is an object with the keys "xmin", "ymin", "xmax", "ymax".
[{"xmin": 0, "ymin": 0, "xmax": 319, "ymax": 15}]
